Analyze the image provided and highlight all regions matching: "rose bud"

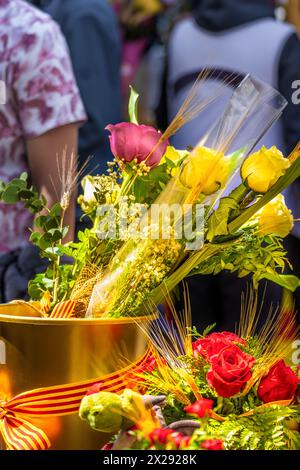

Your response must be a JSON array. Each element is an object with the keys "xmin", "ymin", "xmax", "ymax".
[
  {"xmin": 106, "ymin": 122, "xmax": 168, "ymax": 168},
  {"xmin": 241, "ymin": 146, "xmax": 290, "ymax": 194},
  {"xmin": 184, "ymin": 398, "xmax": 214, "ymax": 418}
]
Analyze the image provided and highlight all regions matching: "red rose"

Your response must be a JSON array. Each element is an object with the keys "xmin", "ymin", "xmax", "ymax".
[
  {"xmin": 184, "ymin": 398, "xmax": 214, "ymax": 418},
  {"xmin": 149, "ymin": 429, "xmax": 190, "ymax": 449},
  {"xmin": 106, "ymin": 122, "xmax": 168, "ymax": 168},
  {"xmin": 257, "ymin": 360, "xmax": 300, "ymax": 403},
  {"xmin": 169, "ymin": 432, "xmax": 190, "ymax": 449},
  {"xmin": 149, "ymin": 428, "xmax": 174, "ymax": 445},
  {"xmin": 178, "ymin": 436, "xmax": 192, "ymax": 449},
  {"xmin": 193, "ymin": 332, "xmax": 246, "ymax": 362},
  {"xmin": 201, "ymin": 439, "xmax": 223, "ymax": 450},
  {"xmin": 206, "ymin": 344, "xmax": 255, "ymax": 398}
]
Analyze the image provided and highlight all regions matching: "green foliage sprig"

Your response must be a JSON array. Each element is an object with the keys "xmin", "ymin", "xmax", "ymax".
[{"xmin": 200, "ymin": 406, "xmax": 300, "ymax": 450}]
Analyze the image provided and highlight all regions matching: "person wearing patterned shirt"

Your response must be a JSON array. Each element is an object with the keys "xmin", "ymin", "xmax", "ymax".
[{"xmin": 0, "ymin": 0, "xmax": 87, "ymax": 301}]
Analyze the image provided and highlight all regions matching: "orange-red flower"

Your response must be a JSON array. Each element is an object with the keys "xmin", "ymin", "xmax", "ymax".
[
  {"xmin": 193, "ymin": 332, "xmax": 246, "ymax": 362},
  {"xmin": 207, "ymin": 345, "xmax": 255, "ymax": 398},
  {"xmin": 149, "ymin": 429, "xmax": 191, "ymax": 449},
  {"xmin": 149, "ymin": 428, "xmax": 175, "ymax": 445},
  {"xmin": 184, "ymin": 398, "xmax": 214, "ymax": 418},
  {"xmin": 201, "ymin": 439, "xmax": 223, "ymax": 450},
  {"xmin": 257, "ymin": 360, "xmax": 300, "ymax": 403}
]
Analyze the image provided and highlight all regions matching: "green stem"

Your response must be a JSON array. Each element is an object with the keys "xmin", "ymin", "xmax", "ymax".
[
  {"xmin": 52, "ymin": 208, "xmax": 66, "ymax": 304},
  {"xmin": 114, "ymin": 171, "xmax": 134, "ymax": 205}
]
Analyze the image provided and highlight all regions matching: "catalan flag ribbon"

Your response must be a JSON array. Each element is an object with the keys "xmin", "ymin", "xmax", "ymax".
[
  {"xmin": 0, "ymin": 347, "xmax": 153, "ymax": 450},
  {"xmin": 50, "ymin": 300, "xmax": 77, "ymax": 319}
]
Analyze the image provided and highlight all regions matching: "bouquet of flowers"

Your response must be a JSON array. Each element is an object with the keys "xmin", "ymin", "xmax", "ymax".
[
  {"xmin": 0, "ymin": 74, "xmax": 300, "ymax": 319},
  {"xmin": 79, "ymin": 292, "xmax": 300, "ymax": 450}
]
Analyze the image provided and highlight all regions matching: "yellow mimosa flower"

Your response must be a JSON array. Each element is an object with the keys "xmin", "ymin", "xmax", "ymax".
[{"xmin": 241, "ymin": 146, "xmax": 290, "ymax": 193}]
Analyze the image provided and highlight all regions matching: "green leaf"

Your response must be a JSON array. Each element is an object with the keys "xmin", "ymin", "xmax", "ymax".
[
  {"xmin": 20, "ymin": 172, "xmax": 28, "ymax": 181},
  {"xmin": 260, "ymin": 273, "xmax": 300, "ymax": 292},
  {"xmin": 202, "ymin": 323, "xmax": 216, "ymax": 337},
  {"xmin": 49, "ymin": 203, "xmax": 62, "ymax": 218},
  {"xmin": 128, "ymin": 86, "xmax": 139, "ymax": 124},
  {"xmin": 34, "ymin": 215, "xmax": 47, "ymax": 229},
  {"xmin": 47, "ymin": 228, "xmax": 65, "ymax": 242},
  {"xmin": 18, "ymin": 189, "xmax": 36, "ymax": 200},
  {"xmin": 1, "ymin": 185, "xmax": 20, "ymax": 203},
  {"xmin": 29, "ymin": 232, "xmax": 41, "ymax": 244},
  {"xmin": 207, "ymin": 197, "xmax": 239, "ymax": 241}
]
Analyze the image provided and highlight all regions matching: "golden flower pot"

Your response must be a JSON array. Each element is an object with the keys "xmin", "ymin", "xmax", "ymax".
[{"xmin": 0, "ymin": 303, "xmax": 152, "ymax": 450}]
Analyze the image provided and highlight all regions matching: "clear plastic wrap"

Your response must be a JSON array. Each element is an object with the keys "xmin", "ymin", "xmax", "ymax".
[{"xmin": 86, "ymin": 76, "xmax": 287, "ymax": 318}]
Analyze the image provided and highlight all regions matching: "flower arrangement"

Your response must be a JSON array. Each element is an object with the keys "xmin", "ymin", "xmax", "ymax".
[
  {"xmin": 79, "ymin": 292, "xmax": 300, "ymax": 450},
  {"xmin": 0, "ymin": 75, "xmax": 300, "ymax": 319}
]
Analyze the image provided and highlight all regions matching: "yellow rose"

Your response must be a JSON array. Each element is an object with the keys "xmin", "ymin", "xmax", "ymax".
[
  {"xmin": 81, "ymin": 175, "xmax": 97, "ymax": 204},
  {"xmin": 256, "ymin": 194, "xmax": 294, "ymax": 238},
  {"xmin": 241, "ymin": 146, "xmax": 290, "ymax": 193},
  {"xmin": 179, "ymin": 146, "xmax": 231, "ymax": 196}
]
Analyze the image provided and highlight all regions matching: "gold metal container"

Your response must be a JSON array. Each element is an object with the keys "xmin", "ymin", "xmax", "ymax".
[{"xmin": 0, "ymin": 303, "xmax": 151, "ymax": 450}]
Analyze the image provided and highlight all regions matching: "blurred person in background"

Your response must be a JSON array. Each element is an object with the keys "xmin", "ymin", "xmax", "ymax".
[
  {"xmin": 29, "ymin": 0, "xmax": 123, "ymax": 236},
  {"xmin": 160, "ymin": 0, "xmax": 300, "ymax": 330},
  {"xmin": 0, "ymin": 0, "xmax": 86, "ymax": 302},
  {"xmin": 286, "ymin": 0, "xmax": 300, "ymax": 32},
  {"xmin": 111, "ymin": 0, "xmax": 184, "ymax": 123},
  {"xmin": 112, "ymin": 0, "xmax": 164, "ymax": 100}
]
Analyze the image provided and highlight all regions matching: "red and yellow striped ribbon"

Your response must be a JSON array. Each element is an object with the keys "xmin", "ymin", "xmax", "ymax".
[
  {"xmin": 50, "ymin": 300, "xmax": 77, "ymax": 319},
  {"xmin": 0, "ymin": 347, "xmax": 153, "ymax": 450}
]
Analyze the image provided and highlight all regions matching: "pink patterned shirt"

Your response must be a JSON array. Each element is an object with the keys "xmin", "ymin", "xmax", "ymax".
[{"xmin": 0, "ymin": 0, "xmax": 86, "ymax": 253}]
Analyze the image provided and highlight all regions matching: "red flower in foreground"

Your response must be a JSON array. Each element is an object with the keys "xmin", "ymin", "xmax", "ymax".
[
  {"xmin": 201, "ymin": 439, "xmax": 223, "ymax": 450},
  {"xmin": 149, "ymin": 428, "xmax": 175, "ymax": 445},
  {"xmin": 193, "ymin": 332, "xmax": 246, "ymax": 362},
  {"xmin": 178, "ymin": 436, "xmax": 192, "ymax": 449},
  {"xmin": 257, "ymin": 360, "xmax": 300, "ymax": 403},
  {"xmin": 206, "ymin": 344, "xmax": 255, "ymax": 398},
  {"xmin": 106, "ymin": 122, "xmax": 168, "ymax": 167},
  {"xmin": 184, "ymin": 398, "xmax": 214, "ymax": 418},
  {"xmin": 149, "ymin": 429, "xmax": 190, "ymax": 449},
  {"xmin": 171, "ymin": 433, "xmax": 191, "ymax": 450}
]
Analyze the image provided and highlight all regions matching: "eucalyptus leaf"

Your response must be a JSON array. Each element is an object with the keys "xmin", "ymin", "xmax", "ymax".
[{"xmin": 1, "ymin": 185, "xmax": 19, "ymax": 203}]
